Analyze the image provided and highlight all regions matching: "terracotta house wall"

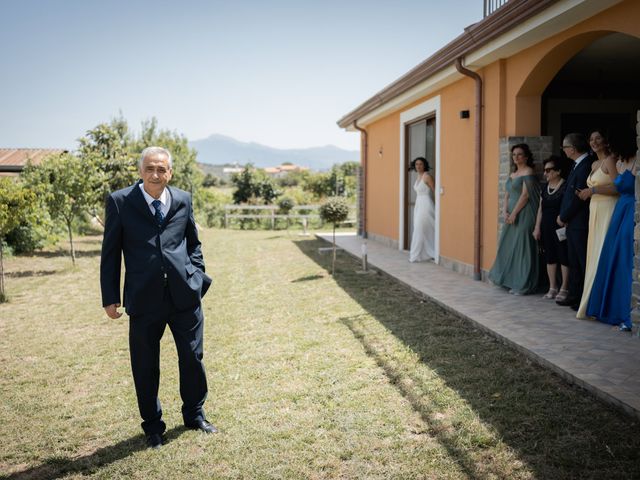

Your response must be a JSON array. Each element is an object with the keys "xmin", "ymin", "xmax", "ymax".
[
  {"xmin": 364, "ymin": 112, "xmax": 401, "ymax": 242},
  {"xmin": 479, "ymin": 60, "xmax": 505, "ymax": 271},
  {"xmin": 438, "ymin": 80, "xmax": 475, "ymax": 266}
]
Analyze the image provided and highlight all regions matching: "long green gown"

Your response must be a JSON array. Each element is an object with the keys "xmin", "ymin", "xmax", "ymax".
[{"xmin": 488, "ymin": 175, "xmax": 541, "ymax": 294}]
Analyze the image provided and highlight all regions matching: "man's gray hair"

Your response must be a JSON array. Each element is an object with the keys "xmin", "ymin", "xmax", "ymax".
[
  {"xmin": 563, "ymin": 133, "xmax": 589, "ymax": 154},
  {"xmin": 139, "ymin": 146, "xmax": 173, "ymax": 169}
]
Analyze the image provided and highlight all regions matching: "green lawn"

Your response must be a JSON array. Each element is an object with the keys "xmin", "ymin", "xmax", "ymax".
[{"xmin": 1, "ymin": 229, "xmax": 639, "ymax": 479}]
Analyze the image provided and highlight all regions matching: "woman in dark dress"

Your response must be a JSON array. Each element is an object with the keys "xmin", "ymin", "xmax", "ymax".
[{"xmin": 533, "ymin": 156, "xmax": 569, "ymax": 300}]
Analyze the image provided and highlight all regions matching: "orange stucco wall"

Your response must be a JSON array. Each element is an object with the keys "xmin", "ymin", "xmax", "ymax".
[
  {"xmin": 360, "ymin": 0, "xmax": 640, "ymax": 272},
  {"xmin": 438, "ymin": 80, "xmax": 475, "ymax": 265},
  {"xmin": 365, "ymin": 112, "xmax": 401, "ymax": 240},
  {"xmin": 479, "ymin": 60, "xmax": 505, "ymax": 270}
]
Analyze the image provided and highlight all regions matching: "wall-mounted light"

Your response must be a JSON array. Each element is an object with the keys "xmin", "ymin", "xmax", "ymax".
[{"xmin": 460, "ymin": 110, "xmax": 470, "ymax": 119}]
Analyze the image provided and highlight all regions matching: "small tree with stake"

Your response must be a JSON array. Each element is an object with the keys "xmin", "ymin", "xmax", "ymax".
[{"xmin": 319, "ymin": 197, "xmax": 349, "ymax": 275}]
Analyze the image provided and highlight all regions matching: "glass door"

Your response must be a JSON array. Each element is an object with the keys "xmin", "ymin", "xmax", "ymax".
[{"xmin": 404, "ymin": 117, "xmax": 436, "ymax": 249}]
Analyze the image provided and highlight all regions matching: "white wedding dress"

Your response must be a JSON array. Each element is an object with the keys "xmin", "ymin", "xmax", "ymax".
[{"xmin": 409, "ymin": 177, "xmax": 435, "ymax": 262}]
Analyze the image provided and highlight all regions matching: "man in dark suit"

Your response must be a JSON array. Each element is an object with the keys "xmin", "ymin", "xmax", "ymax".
[
  {"xmin": 100, "ymin": 146, "xmax": 216, "ymax": 449},
  {"xmin": 557, "ymin": 133, "xmax": 593, "ymax": 310}
]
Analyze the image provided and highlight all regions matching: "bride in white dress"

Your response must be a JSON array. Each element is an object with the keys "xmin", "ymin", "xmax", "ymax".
[{"xmin": 409, "ymin": 157, "xmax": 436, "ymax": 262}]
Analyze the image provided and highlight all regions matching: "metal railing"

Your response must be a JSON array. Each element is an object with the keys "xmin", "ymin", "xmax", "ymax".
[{"xmin": 484, "ymin": 0, "xmax": 509, "ymax": 17}]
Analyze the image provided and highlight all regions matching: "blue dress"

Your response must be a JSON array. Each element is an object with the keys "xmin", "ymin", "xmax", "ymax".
[{"xmin": 586, "ymin": 169, "xmax": 635, "ymax": 328}]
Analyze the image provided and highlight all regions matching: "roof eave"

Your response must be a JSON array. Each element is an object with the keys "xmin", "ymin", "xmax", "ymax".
[{"xmin": 337, "ymin": 0, "xmax": 561, "ymax": 129}]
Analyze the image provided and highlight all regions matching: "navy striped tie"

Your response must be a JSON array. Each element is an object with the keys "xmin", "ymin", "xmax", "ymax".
[{"xmin": 151, "ymin": 199, "xmax": 164, "ymax": 225}]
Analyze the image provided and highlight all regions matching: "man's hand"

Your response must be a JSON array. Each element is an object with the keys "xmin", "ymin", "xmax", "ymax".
[
  {"xmin": 104, "ymin": 303, "xmax": 123, "ymax": 319},
  {"xmin": 576, "ymin": 188, "xmax": 592, "ymax": 201},
  {"xmin": 556, "ymin": 215, "xmax": 566, "ymax": 227}
]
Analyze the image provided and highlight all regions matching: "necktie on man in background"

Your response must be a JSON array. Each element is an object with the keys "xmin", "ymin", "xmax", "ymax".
[{"xmin": 151, "ymin": 199, "xmax": 165, "ymax": 225}]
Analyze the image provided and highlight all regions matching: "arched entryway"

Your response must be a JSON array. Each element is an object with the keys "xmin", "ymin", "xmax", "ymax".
[
  {"xmin": 514, "ymin": 30, "xmax": 640, "ymax": 149},
  {"xmin": 542, "ymin": 32, "xmax": 640, "ymax": 151}
]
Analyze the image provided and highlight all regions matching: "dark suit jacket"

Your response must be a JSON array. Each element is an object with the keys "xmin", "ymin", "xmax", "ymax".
[
  {"xmin": 100, "ymin": 181, "xmax": 212, "ymax": 316},
  {"xmin": 559, "ymin": 154, "xmax": 593, "ymax": 231}
]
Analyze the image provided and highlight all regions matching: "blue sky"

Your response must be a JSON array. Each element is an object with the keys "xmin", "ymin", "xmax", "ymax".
[{"xmin": 0, "ymin": 0, "xmax": 482, "ymax": 151}]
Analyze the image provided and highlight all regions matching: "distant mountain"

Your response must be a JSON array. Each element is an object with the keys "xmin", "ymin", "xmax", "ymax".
[{"xmin": 189, "ymin": 134, "xmax": 359, "ymax": 171}]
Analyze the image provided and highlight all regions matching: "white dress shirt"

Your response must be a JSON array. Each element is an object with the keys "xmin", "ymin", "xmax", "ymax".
[
  {"xmin": 139, "ymin": 183, "xmax": 171, "ymax": 217},
  {"xmin": 573, "ymin": 152, "xmax": 589, "ymax": 169}
]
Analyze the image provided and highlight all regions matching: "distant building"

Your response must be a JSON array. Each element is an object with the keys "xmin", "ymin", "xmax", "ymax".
[
  {"xmin": 0, "ymin": 148, "xmax": 67, "ymax": 177},
  {"xmin": 221, "ymin": 163, "xmax": 245, "ymax": 179},
  {"xmin": 263, "ymin": 164, "xmax": 309, "ymax": 178}
]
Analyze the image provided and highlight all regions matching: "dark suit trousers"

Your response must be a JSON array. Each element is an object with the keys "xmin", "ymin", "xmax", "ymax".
[
  {"xmin": 566, "ymin": 227, "xmax": 588, "ymax": 302},
  {"xmin": 129, "ymin": 288, "xmax": 208, "ymax": 435}
]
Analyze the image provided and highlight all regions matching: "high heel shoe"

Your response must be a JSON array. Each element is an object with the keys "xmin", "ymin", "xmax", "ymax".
[
  {"xmin": 543, "ymin": 288, "xmax": 558, "ymax": 299},
  {"xmin": 555, "ymin": 289, "xmax": 569, "ymax": 302}
]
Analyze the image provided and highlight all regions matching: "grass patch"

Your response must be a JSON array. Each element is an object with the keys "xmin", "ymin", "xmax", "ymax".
[{"xmin": 0, "ymin": 230, "xmax": 638, "ymax": 479}]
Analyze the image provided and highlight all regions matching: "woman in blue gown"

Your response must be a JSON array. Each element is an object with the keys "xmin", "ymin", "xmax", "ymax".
[{"xmin": 586, "ymin": 137, "xmax": 637, "ymax": 331}]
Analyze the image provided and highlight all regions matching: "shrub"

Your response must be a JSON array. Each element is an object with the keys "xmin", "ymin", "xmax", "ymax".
[
  {"xmin": 278, "ymin": 197, "xmax": 295, "ymax": 214},
  {"xmin": 5, "ymin": 222, "xmax": 51, "ymax": 254},
  {"xmin": 195, "ymin": 188, "xmax": 232, "ymax": 228},
  {"xmin": 319, "ymin": 197, "xmax": 350, "ymax": 275},
  {"xmin": 319, "ymin": 197, "xmax": 349, "ymax": 226}
]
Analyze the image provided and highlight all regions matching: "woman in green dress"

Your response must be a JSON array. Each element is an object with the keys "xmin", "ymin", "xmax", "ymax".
[{"xmin": 489, "ymin": 143, "xmax": 541, "ymax": 294}]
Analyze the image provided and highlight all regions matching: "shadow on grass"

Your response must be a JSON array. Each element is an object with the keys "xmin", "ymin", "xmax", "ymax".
[
  {"xmin": 291, "ymin": 274, "xmax": 324, "ymax": 283},
  {"xmin": 2, "ymin": 427, "xmax": 187, "ymax": 480},
  {"xmin": 72, "ymin": 237, "xmax": 103, "ymax": 245},
  {"xmin": 294, "ymin": 237, "xmax": 640, "ymax": 479},
  {"xmin": 5, "ymin": 270, "xmax": 58, "ymax": 278},
  {"xmin": 28, "ymin": 249, "xmax": 102, "ymax": 259},
  {"xmin": 340, "ymin": 312, "xmax": 482, "ymax": 480}
]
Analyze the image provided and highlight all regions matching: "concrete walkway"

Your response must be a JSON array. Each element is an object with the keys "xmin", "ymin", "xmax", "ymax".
[{"xmin": 317, "ymin": 232, "xmax": 640, "ymax": 418}]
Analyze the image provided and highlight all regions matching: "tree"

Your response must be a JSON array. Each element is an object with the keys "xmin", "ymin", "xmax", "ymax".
[
  {"xmin": 303, "ymin": 171, "xmax": 333, "ymax": 198},
  {"xmin": 231, "ymin": 166, "xmax": 257, "ymax": 204},
  {"xmin": 301, "ymin": 165, "xmax": 355, "ymax": 199},
  {"xmin": 339, "ymin": 161, "xmax": 360, "ymax": 177},
  {"xmin": 0, "ymin": 178, "xmax": 38, "ymax": 301},
  {"xmin": 257, "ymin": 179, "xmax": 280, "ymax": 204},
  {"xmin": 78, "ymin": 116, "xmax": 138, "ymax": 208},
  {"xmin": 231, "ymin": 166, "xmax": 281, "ymax": 204},
  {"xmin": 319, "ymin": 197, "xmax": 349, "ymax": 275},
  {"xmin": 22, "ymin": 153, "xmax": 96, "ymax": 265},
  {"xmin": 78, "ymin": 116, "xmax": 203, "ymax": 218},
  {"xmin": 202, "ymin": 173, "xmax": 220, "ymax": 188}
]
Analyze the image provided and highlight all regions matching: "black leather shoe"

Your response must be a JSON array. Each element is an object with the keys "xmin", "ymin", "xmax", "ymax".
[
  {"xmin": 146, "ymin": 433, "xmax": 165, "ymax": 449},
  {"xmin": 556, "ymin": 296, "xmax": 577, "ymax": 306},
  {"xmin": 186, "ymin": 419, "xmax": 218, "ymax": 434}
]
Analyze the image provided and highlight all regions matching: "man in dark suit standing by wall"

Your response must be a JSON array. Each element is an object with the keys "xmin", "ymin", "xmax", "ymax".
[
  {"xmin": 100, "ymin": 146, "xmax": 215, "ymax": 449},
  {"xmin": 557, "ymin": 133, "xmax": 592, "ymax": 310}
]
